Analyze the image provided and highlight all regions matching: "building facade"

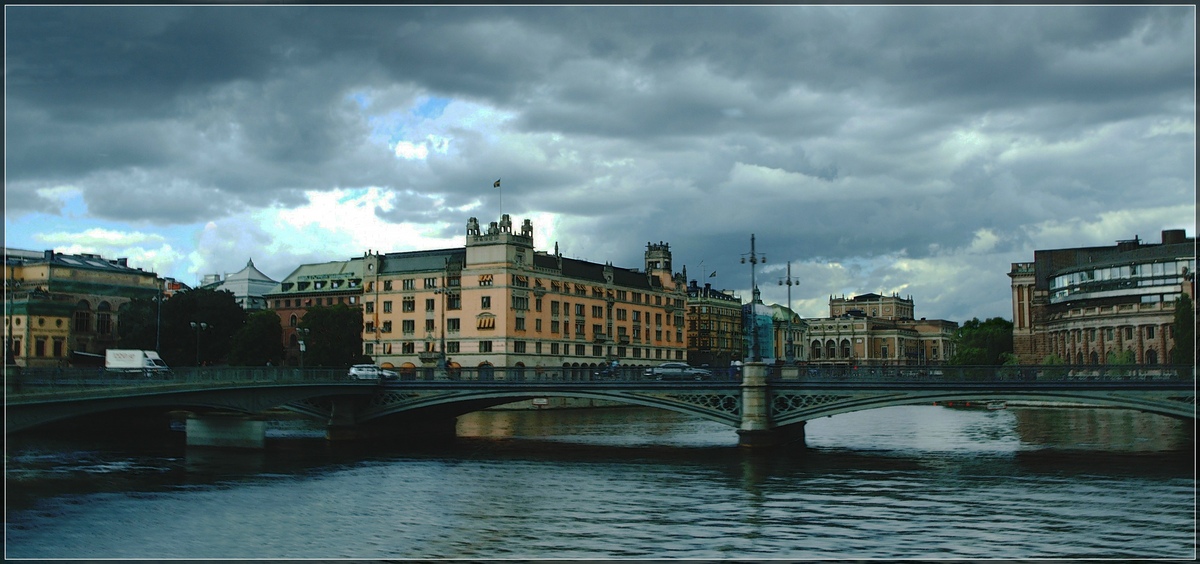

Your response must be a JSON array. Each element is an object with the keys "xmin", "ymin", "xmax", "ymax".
[
  {"xmin": 1009, "ymin": 229, "xmax": 1196, "ymax": 366},
  {"xmin": 5, "ymin": 248, "xmax": 162, "ymax": 367},
  {"xmin": 264, "ymin": 258, "xmax": 366, "ymax": 366},
  {"xmin": 806, "ymin": 293, "xmax": 957, "ymax": 367},
  {"xmin": 686, "ymin": 281, "xmax": 744, "ymax": 367},
  {"xmin": 363, "ymin": 215, "xmax": 689, "ymax": 372}
]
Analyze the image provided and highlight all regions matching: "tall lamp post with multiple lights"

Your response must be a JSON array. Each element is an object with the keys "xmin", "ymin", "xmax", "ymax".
[
  {"xmin": 778, "ymin": 261, "xmax": 799, "ymax": 364},
  {"xmin": 433, "ymin": 287, "xmax": 456, "ymax": 371},
  {"xmin": 740, "ymin": 234, "xmax": 765, "ymax": 362},
  {"xmin": 189, "ymin": 321, "xmax": 209, "ymax": 366}
]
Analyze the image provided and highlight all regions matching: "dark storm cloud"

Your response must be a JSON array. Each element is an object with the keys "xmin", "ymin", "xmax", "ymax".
[{"xmin": 5, "ymin": 5, "xmax": 1194, "ymax": 319}]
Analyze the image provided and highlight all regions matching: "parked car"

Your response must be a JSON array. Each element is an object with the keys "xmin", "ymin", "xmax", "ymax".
[
  {"xmin": 348, "ymin": 364, "xmax": 398, "ymax": 380},
  {"xmin": 644, "ymin": 362, "xmax": 713, "ymax": 381}
]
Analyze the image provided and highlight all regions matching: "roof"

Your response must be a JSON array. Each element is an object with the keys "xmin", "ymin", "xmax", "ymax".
[
  {"xmin": 5, "ymin": 248, "xmax": 158, "ymax": 277},
  {"xmin": 532, "ymin": 253, "xmax": 663, "ymax": 291},
  {"xmin": 378, "ymin": 248, "xmax": 465, "ymax": 274},
  {"xmin": 265, "ymin": 258, "xmax": 364, "ymax": 296}
]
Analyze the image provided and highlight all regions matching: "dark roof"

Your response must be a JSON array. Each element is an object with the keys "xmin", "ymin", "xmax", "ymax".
[
  {"xmin": 5, "ymin": 248, "xmax": 157, "ymax": 276},
  {"xmin": 532, "ymin": 253, "xmax": 662, "ymax": 290},
  {"xmin": 378, "ymin": 248, "xmax": 465, "ymax": 274}
]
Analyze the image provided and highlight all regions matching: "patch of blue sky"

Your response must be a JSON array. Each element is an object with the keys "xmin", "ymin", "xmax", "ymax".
[{"xmin": 413, "ymin": 96, "xmax": 451, "ymax": 120}]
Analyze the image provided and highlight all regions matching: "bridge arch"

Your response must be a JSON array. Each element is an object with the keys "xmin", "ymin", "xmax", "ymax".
[
  {"xmin": 355, "ymin": 389, "xmax": 742, "ymax": 428},
  {"xmin": 769, "ymin": 388, "xmax": 1195, "ymax": 428}
]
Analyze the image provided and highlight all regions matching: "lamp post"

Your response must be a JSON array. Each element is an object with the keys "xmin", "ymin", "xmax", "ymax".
[
  {"xmin": 778, "ymin": 261, "xmax": 798, "ymax": 364},
  {"xmin": 296, "ymin": 327, "xmax": 310, "ymax": 371},
  {"xmin": 740, "ymin": 234, "xmax": 765, "ymax": 362},
  {"xmin": 434, "ymin": 287, "xmax": 454, "ymax": 370},
  {"xmin": 189, "ymin": 321, "xmax": 209, "ymax": 366}
]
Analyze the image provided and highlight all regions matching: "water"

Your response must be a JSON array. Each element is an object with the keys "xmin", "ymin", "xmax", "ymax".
[{"xmin": 5, "ymin": 405, "xmax": 1195, "ymax": 559}]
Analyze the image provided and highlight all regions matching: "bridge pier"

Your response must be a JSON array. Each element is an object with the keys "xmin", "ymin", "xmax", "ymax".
[
  {"xmin": 738, "ymin": 362, "xmax": 775, "ymax": 448},
  {"xmin": 186, "ymin": 412, "xmax": 267, "ymax": 449},
  {"xmin": 738, "ymin": 363, "xmax": 807, "ymax": 448}
]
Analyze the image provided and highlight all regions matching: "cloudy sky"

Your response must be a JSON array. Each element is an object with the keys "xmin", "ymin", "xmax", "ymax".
[{"xmin": 5, "ymin": 5, "xmax": 1195, "ymax": 322}]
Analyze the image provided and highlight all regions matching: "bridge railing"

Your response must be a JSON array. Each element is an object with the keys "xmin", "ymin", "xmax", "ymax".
[
  {"xmin": 767, "ymin": 364, "xmax": 1195, "ymax": 384},
  {"xmin": 5, "ymin": 366, "xmax": 357, "ymax": 396}
]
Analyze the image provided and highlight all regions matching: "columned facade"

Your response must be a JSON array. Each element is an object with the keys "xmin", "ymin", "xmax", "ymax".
[{"xmin": 1009, "ymin": 229, "xmax": 1195, "ymax": 366}]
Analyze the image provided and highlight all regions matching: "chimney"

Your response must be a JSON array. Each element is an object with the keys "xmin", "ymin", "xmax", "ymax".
[
  {"xmin": 1161, "ymin": 229, "xmax": 1187, "ymax": 245},
  {"xmin": 44, "ymin": 250, "xmax": 54, "ymax": 260}
]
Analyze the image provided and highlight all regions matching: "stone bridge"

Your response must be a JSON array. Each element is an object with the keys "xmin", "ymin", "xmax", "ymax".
[{"xmin": 5, "ymin": 364, "xmax": 1194, "ymax": 448}]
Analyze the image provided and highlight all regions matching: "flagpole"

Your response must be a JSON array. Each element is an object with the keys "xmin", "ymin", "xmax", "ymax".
[{"xmin": 494, "ymin": 178, "xmax": 502, "ymax": 219}]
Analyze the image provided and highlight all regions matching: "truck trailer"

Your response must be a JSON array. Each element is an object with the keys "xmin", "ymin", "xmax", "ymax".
[{"xmin": 105, "ymin": 349, "xmax": 171, "ymax": 376}]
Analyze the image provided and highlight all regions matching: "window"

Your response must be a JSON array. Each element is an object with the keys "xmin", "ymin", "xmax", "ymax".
[
  {"xmin": 403, "ymin": 342, "xmax": 415, "ymax": 354},
  {"xmin": 425, "ymin": 319, "xmax": 435, "ymax": 331},
  {"xmin": 480, "ymin": 341, "xmax": 493, "ymax": 352},
  {"xmin": 96, "ymin": 313, "xmax": 112, "ymax": 336},
  {"xmin": 513, "ymin": 296, "xmax": 529, "ymax": 310},
  {"xmin": 593, "ymin": 345, "xmax": 603, "ymax": 356},
  {"xmin": 551, "ymin": 301, "xmax": 560, "ymax": 315},
  {"xmin": 382, "ymin": 321, "xmax": 393, "ymax": 333},
  {"xmin": 592, "ymin": 305, "xmax": 604, "ymax": 318},
  {"xmin": 1146, "ymin": 326, "xmax": 1155, "ymax": 339},
  {"xmin": 448, "ymin": 295, "xmax": 462, "ymax": 310},
  {"xmin": 403, "ymin": 297, "xmax": 416, "ymax": 312},
  {"xmin": 535, "ymin": 298, "xmax": 542, "ymax": 312},
  {"xmin": 447, "ymin": 341, "xmax": 460, "ymax": 353},
  {"xmin": 479, "ymin": 275, "xmax": 493, "ymax": 287},
  {"xmin": 402, "ymin": 320, "xmax": 415, "ymax": 333},
  {"xmin": 1124, "ymin": 327, "xmax": 1133, "ymax": 339},
  {"xmin": 424, "ymin": 277, "xmax": 437, "ymax": 289},
  {"xmin": 290, "ymin": 314, "xmax": 298, "ymax": 327},
  {"xmin": 365, "ymin": 343, "xmax": 374, "ymax": 355},
  {"xmin": 516, "ymin": 317, "xmax": 526, "ymax": 331},
  {"xmin": 551, "ymin": 343, "xmax": 560, "ymax": 354},
  {"xmin": 513, "ymin": 341, "xmax": 526, "ymax": 353},
  {"xmin": 616, "ymin": 308, "xmax": 627, "ymax": 321},
  {"xmin": 482, "ymin": 296, "xmax": 492, "ymax": 309},
  {"xmin": 632, "ymin": 311, "xmax": 641, "ymax": 323},
  {"xmin": 575, "ymin": 304, "xmax": 585, "ymax": 316},
  {"xmin": 383, "ymin": 301, "xmax": 392, "ymax": 313},
  {"xmin": 425, "ymin": 299, "xmax": 435, "ymax": 312},
  {"xmin": 365, "ymin": 301, "xmax": 375, "ymax": 314},
  {"xmin": 403, "ymin": 279, "xmax": 415, "ymax": 290},
  {"xmin": 512, "ymin": 275, "xmax": 529, "ymax": 287},
  {"xmin": 535, "ymin": 319, "xmax": 542, "ymax": 332},
  {"xmin": 551, "ymin": 320, "xmax": 560, "ymax": 333},
  {"xmin": 575, "ymin": 344, "xmax": 586, "ymax": 356},
  {"xmin": 593, "ymin": 324, "xmax": 604, "ymax": 337},
  {"xmin": 448, "ymin": 318, "xmax": 460, "ymax": 332},
  {"xmin": 384, "ymin": 280, "xmax": 393, "ymax": 291}
]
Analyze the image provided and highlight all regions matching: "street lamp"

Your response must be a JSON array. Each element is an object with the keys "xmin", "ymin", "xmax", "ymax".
[
  {"xmin": 778, "ymin": 261, "xmax": 799, "ymax": 364},
  {"xmin": 434, "ymin": 287, "xmax": 456, "ymax": 370},
  {"xmin": 740, "ymin": 234, "xmax": 765, "ymax": 362},
  {"xmin": 189, "ymin": 321, "xmax": 209, "ymax": 366},
  {"xmin": 296, "ymin": 327, "xmax": 310, "ymax": 371}
]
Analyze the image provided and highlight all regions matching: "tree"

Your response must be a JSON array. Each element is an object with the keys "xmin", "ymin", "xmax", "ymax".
[
  {"xmin": 116, "ymin": 297, "xmax": 163, "ymax": 351},
  {"xmin": 949, "ymin": 317, "xmax": 1014, "ymax": 365},
  {"xmin": 157, "ymin": 288, "xmax": 247, "ymax": 367},
  {"xmin": 1171, "ymin": 293, "xmax": 1194, "ymax": 367},
  {"xmin": 298, "ymin": 304, "xmax": 367, "ymax": 368},
  {"xmin": 228, "ymin": 310, "xmax": 284, "ymax": 366}
]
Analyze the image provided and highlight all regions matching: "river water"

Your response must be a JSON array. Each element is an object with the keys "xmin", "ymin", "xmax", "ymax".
[{"xmin": 5, "ymin": 405, "xmax": 1195, "ymax": 559}]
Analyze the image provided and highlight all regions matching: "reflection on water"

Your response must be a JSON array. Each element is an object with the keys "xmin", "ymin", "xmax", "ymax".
[{"xmin": 5, "ymin": 405, "xmax": 1195, "ymax": 559}]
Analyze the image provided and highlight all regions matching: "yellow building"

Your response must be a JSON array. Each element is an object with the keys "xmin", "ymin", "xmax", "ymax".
[
  {"xmin": 5, "ymin": 248, "xmax": 162, "ymax": 368},
  {"xmin": 806, "ymin": 293, "xmax": 956, "ymax": 366},
  {"xmin": 362, "ymin": 215, "xmax": 688, "ymax": 373}
]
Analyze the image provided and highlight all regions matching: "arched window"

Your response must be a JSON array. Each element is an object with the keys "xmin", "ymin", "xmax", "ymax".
[
  {"xmin": 826, "ymin": 340, "xmax": 837, "ymax": 359},
  {"xmin": 1076, "ymin": 352, "xmax": 1084, "ymax": 365},
  {"xmin": 1146, "ymin": 349, "xmax": 1158, "ymax": 365},
  {"xmin": 1089, "ymin": 351, "xmax": 1099, "ymax": 365},
  {"xmin": 74, "ymin": 300, "xmax": 92, "ymax": 332},
  {"xmin": 811, "ymin": 341, "xmax": 822, "ymax": 359},
  {"xmin": 841, "ymin": 339, "xmax": 851, "ymax": 359},
  {"xmin": 96, "ymin": 301, "xmax": 113, "ymax": 335},
  {"xmin": 289, "ymin": 314, "xmax": 298, "ymax": 327}
]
